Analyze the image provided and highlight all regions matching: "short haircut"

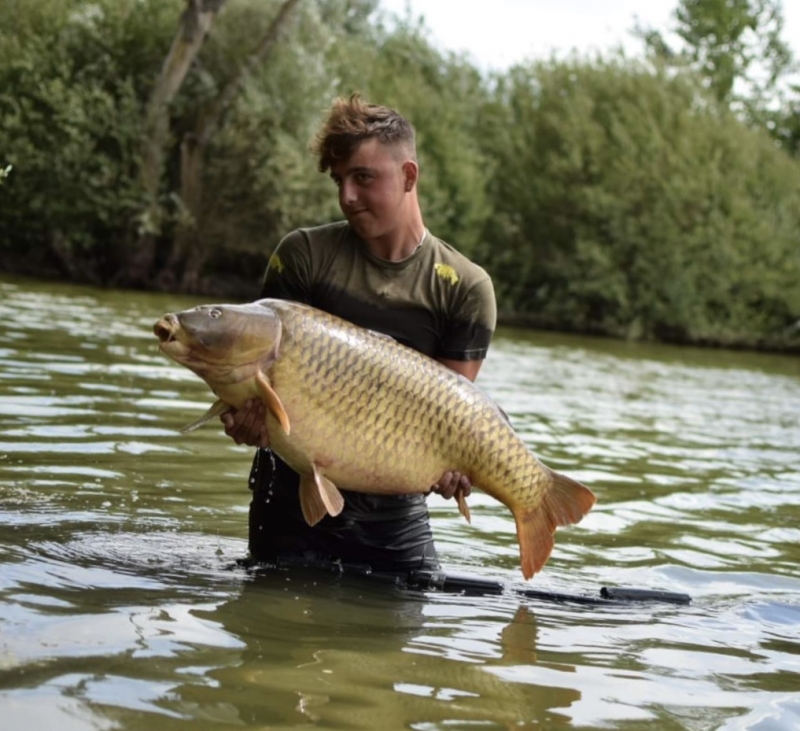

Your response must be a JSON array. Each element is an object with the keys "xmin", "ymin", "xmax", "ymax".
[{"xmin": 311, "ymin": 93, "xmax": 417, "ymax": 172}]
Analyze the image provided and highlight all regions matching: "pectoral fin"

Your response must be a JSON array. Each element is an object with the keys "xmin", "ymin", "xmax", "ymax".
[
  {"xmin": 298, "ymin": 464, "xmax": 345, "ymax": 526},
  {"xmin": 255, "ymin": 371, "xmax": 290, "ymax": 435},
  {"xmin": 180, "ymin": 399, "xmax": 232, "ymax": 434}
]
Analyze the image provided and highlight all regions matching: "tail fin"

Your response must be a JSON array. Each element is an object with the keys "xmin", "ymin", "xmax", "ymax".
[{"xmin": 514, "ymin": 467, "xmax": 596, "ymax": 580}]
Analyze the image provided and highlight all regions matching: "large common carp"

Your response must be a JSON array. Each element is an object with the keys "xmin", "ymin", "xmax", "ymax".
[{"xmin": 153, "ymin": 299, "xmax": 595, "ymax": 579}]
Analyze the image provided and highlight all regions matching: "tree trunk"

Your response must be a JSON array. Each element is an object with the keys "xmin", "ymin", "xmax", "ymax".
[
  {"xmin": 158, "ymin": 132, "xmax": 206, "ymax": 290},
  {"xmin": 130, "ymin": 0, "xmax": 227, "ymax": 286},
  {"xmin": 168, "ymin": 0, "xmax": 303, "ymax": 292}
]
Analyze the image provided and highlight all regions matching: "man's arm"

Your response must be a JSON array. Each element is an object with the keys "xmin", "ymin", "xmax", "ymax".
[
  {"xmin": 428, "ymin": 357, "xmax": 486, "ymax": 500},
  {"xmin": 437, "ymin": 357, "xmax": 483, "ymax": 383}
]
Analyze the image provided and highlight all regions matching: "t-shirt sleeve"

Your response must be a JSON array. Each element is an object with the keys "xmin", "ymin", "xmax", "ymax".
[
  {"xmin": 260, "ymin": 230, "xmax": 314, "ymax": 303},
  {"xmin": 438, "ymin": 275, "xmax": 497, "ymax": 361}
]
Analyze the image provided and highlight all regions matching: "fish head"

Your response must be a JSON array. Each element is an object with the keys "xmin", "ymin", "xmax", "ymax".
[{"xmin": 153, "ymin": 302, "xmax": 282, "ymax": 379}]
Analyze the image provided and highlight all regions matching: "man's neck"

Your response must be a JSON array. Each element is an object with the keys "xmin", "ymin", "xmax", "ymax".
[
  {"xmin": 363, "ymin": 199, "xmax": 426, "ymax": 262},
  {"xmin": 366, "ymin": 225, "xmax": 426, "ymax": 262}
]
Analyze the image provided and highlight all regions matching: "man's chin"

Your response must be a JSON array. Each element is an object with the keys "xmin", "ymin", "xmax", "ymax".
[{"xmin": 347, "ymin": 216, "xmax": 373, "ymax": 237}]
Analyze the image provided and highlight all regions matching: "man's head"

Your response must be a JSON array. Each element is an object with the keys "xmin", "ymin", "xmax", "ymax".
[
  {"xmin": 311, "ymin": 94, "xmax": 417, "ymax": 173},
  {"xmin": 313, "ymin": 95, "xmax": 423, "ymax": 249}
]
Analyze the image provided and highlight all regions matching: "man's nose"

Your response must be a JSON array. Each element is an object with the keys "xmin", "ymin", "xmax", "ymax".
[{"xmin": 339, "ymin": 178, "xmax": 357, "ymax": 206}]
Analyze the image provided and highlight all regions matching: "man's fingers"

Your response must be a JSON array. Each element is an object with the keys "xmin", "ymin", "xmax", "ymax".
[
  {"xmin": 430, "ymin": 470, "xmax": 473, "ymax": 500},
  {"xmin": 438, "ymin": 471, "xmax": 455, "ymax": 499},
  {"xmin": 240, "ymin": 401, "xmax": 259, "ymax": 432},
  {"xmin": 220, "ymin": 400, "xmax": 269, "ymax": 447}
]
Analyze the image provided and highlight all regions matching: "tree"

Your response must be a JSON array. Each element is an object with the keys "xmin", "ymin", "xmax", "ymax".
[
  {"xmin": 637, "ymin": 0, "xmax": 794, "ymax": 112},
  {"xmin": 163, "ymin": 0, "xmax": 302, "ymax": 291},
  {"xmin": 133, "ymin": 0, "xmax": 302, "ymax": 289},
  {"xmin": 0, "ymin": 0, "xmax": 153, "ymax": 281},
  {"xmin": 135, "ymin": 0, "xmax": 227, "ymax": 285}
]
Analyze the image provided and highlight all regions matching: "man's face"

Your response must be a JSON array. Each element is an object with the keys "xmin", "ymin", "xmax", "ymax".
[{"xmin": 329, "ymin": 137, "xmax": 414, "ymax": 241}]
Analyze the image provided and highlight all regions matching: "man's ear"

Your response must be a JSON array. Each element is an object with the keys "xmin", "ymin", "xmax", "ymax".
[{"xmin": 402, "ymin": 160, "xmax": 419, "ymax": 192}]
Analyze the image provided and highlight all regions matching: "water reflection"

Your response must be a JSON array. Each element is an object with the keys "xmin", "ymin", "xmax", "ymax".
[{"xmin": 1, "ymin": 274, "xmax": 800, "ymax": 729}]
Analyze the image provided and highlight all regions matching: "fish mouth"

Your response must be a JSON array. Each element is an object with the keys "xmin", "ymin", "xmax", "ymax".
[{"xmin": 153, "ymin": 315, "xmax": 179, "ymax": 344}]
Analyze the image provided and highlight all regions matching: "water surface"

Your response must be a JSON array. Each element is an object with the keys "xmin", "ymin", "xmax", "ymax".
[{"xmin": 1, "ymin": 274, "xmax": 799, "ymax": 729}]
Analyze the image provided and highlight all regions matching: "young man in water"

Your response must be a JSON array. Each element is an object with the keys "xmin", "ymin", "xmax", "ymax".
[{"xmin": 222, "ymin": 94, "xmax": 496, "ymax": 574}]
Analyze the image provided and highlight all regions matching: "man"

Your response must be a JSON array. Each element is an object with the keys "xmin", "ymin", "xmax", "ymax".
[{"xmin": 222, "ymin": 94, "xmax": 496, "ymax": 574}]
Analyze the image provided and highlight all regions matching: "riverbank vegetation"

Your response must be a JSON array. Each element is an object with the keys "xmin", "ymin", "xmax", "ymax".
[{"xmin": 1, "ymin": 0, "xmax": 799, "ymax": 351}]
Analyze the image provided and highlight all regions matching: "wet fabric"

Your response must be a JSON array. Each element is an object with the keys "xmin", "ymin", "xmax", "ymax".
[{"xmin": 248, "ymin": 448, "xmax": 440, "ymax": 573}]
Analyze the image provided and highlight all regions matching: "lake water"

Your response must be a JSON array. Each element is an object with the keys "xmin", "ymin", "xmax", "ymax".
[{"xmin": 1, "ymin": 273, "xmax": 799, "ymax": 730}]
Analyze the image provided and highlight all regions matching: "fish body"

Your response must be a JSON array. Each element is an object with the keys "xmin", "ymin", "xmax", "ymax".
[{"xmin": 153, "ymin": 299, "xmax": 595, "ymax": 579}]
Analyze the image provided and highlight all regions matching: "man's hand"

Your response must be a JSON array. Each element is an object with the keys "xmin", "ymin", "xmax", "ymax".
[
  {"xmin": 220, "ymin": 399, "xmax": 270, "ymax": 448},
  {"xmin": 431, "ymin": 470, "xmax": 472, "ymax": 501}
]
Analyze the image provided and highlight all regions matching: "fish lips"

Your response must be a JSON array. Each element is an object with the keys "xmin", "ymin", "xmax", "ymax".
[
  {"xmin": 153, "ymin": 314, "xmax": 179, "ymax": 344},
  {"xmin": 153, "ymin": 314, "xmax": 195, "ymax": 361}
]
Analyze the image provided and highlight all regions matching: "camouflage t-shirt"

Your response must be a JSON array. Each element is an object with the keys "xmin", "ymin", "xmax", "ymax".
[{"xmin": 261, "ymin": 221, "xmax": 496, "ymax": 360}]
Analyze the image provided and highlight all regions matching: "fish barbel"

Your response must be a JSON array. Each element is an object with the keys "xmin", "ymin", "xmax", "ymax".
[{"xmin": 153, "ymin": 299, "xmax": 595, "ymax": 579}]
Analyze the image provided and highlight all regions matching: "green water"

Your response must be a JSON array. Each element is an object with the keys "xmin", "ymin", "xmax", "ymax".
[{"xmin": 1, "ymin": 274, "xmax": 799, "ymax": 730}]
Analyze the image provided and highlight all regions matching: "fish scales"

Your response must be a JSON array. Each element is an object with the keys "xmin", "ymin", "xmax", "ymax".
[
  {"xmin": 271, "ymin": 304, "xmax": 452, "ymax": 485},
  {"xmin": 153, "ymin": 298, "xmax": 596, "ymax": 579}
]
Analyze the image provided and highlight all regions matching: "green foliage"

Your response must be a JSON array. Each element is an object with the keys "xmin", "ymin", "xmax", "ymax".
[
  {"xmin": 674, "ymin": 0, "xmax": 792, "ymax": 103},
  {"xmin": 478, "ymin": 55, "xmax": 800, "ymax": 346},
  {"xmin": 636, "ymin": 0, "xmax": 798, "ymax": 154},
  {"xmin": 0, "ymin": 0, "xmax": 798, "ymax": 350},
  {"xmin": 0, "ymin": 0, "xmax": 182, "ymax": 278}
]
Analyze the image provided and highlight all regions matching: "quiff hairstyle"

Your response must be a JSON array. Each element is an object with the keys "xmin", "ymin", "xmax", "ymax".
[{"xmin": 311, "ymin": 93, "xmax": 417, "ymax": 173}]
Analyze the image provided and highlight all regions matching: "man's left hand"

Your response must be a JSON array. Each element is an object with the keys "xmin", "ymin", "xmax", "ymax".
[{"xmin": 431, "ymin": 471, "xmax": 472, "ymax": 501}]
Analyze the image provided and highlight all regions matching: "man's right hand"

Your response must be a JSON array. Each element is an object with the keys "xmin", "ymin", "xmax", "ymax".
[{"xmin": 221, "ymin": 399, "xmax": 270, "ymax": 448}]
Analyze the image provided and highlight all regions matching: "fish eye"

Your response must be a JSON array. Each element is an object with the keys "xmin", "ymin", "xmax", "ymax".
[{"xmin": 209, "ymin": 307, "xmax": 223, "ymax": 319}]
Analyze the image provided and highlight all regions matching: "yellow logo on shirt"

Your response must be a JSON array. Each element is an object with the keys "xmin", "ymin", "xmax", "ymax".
[
  {"xmin": 268, "ymin": 253, "xmax": 284, "ymax": 274},
  {"xmin": 434, "ymin": 263, "xmax": 459, "ymax": 285}
]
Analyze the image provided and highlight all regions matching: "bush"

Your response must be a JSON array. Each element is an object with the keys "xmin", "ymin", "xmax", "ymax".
[{"xmin": 477, "ymin": 55, "xmax": 800, "ymax": 347}]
